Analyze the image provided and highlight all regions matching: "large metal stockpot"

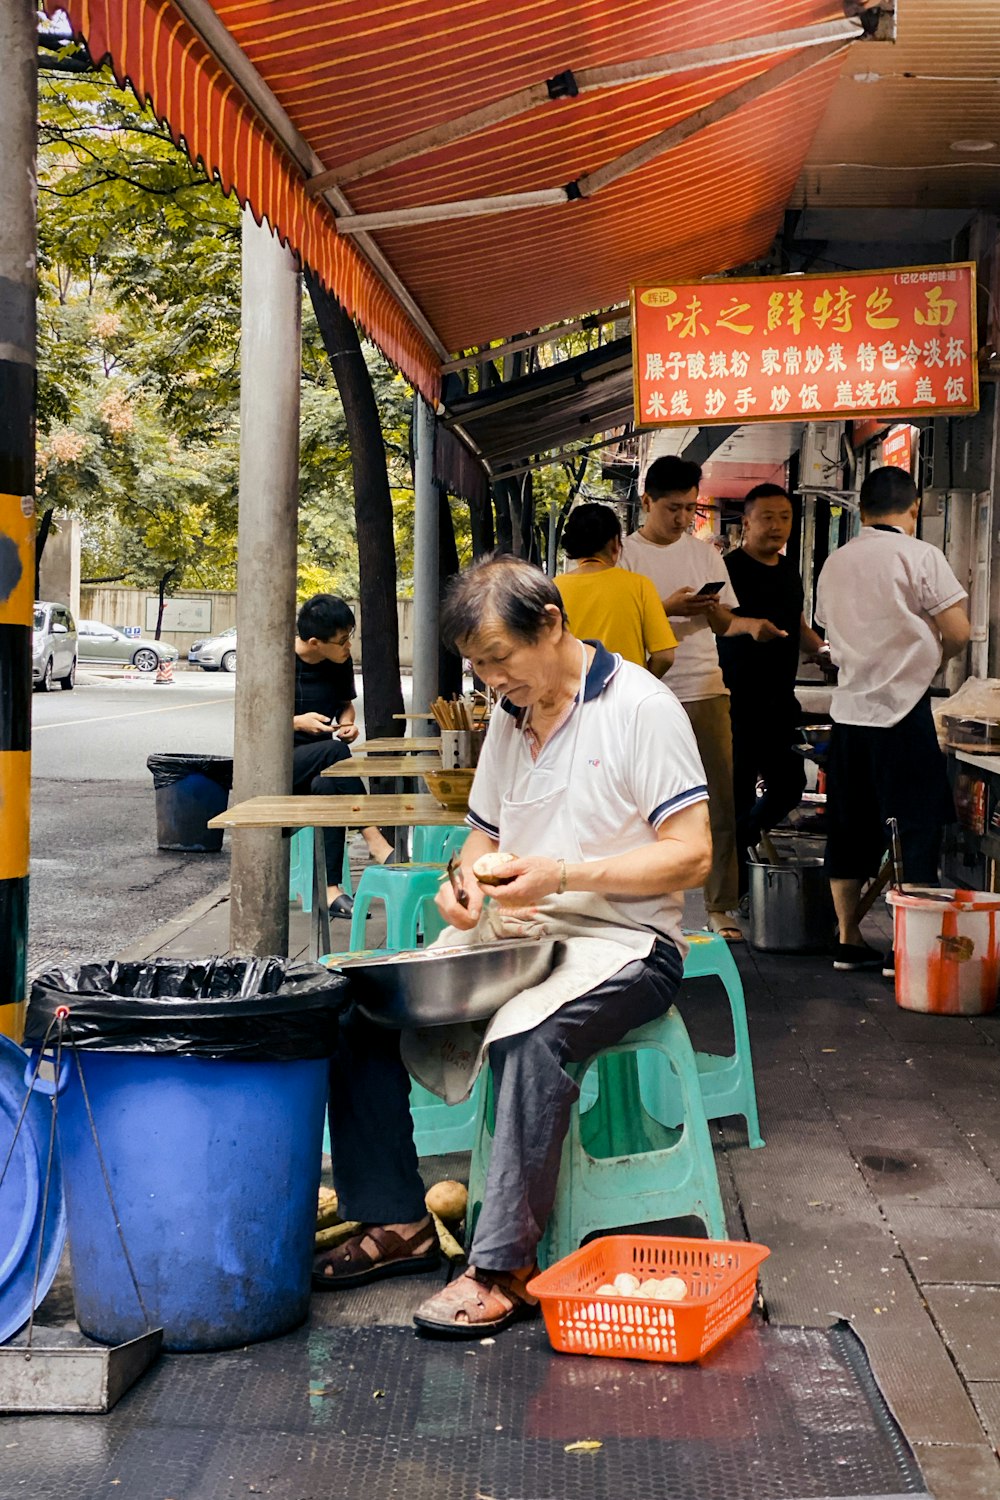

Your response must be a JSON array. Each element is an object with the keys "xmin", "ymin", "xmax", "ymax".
[{"xmin": 748, "ymin": 859, "xmax": 834, "ymax": 953}]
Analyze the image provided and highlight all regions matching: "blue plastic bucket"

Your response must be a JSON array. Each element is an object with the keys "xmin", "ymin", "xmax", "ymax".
[{"xmin": 50, "ymin": 1050, "xmax": 328, "ymax": 1351}]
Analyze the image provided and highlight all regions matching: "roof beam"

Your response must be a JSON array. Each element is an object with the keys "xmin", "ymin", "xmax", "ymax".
[
  {"xmin": 168, "ymin": 0, "xmax": 449, "ymax": 359},
  {"xmin": 336, "ymin": 40, "xmax": 851, "ymax": 235},
  {"xmin": 491, "ymin": 433, "xmax": 635, "ymax": 480},
  {"xmin": 442, "ymin": 305, "xmax": 629, "ymax": 373},
  {"xmin": 306, "ymin": 18, "xmax": 862, "ymax": 193}
]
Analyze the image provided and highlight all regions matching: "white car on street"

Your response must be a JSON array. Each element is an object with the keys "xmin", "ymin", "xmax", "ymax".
[{"xmin": 189, "ymin": 627, "xmax": 237, "ymax": 673}]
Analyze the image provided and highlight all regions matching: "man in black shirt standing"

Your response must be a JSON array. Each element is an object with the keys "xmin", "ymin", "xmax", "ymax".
[
  {"xmin": 293, "ymin": 594, "xmax": 393, "ymax": 918},
  {"xmin": 718, "ymin": 485, "xmax": 825, "ymax": 896}
]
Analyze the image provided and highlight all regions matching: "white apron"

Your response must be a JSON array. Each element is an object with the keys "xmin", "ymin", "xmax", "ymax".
[{"xmin": 401, "ymin": 645, "xmax": 663, "ymax": 1103}]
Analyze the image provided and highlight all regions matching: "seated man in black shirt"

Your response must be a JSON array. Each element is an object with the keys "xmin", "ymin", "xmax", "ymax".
[
  {"xmin": 294, "ymin": 594, "xmax": 393, "ymax": 917},
  {"xmin": 718, "ymin": 485, "xmax": 826, "ymax": 896}
]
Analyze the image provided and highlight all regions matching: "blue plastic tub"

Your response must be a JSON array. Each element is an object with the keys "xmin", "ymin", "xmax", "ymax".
[{"xmin": 50, "ymin": 1050, "xmax": 328, "ymax": 1351}]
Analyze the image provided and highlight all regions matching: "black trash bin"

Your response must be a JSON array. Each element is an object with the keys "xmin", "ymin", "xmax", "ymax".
[{"xmin": 146, "ymin": 753, "xmax": 234, "ymax": 851}]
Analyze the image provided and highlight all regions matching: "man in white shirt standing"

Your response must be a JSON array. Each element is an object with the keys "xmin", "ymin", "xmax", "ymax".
[
  {"xmin": 815, "ymin": 465, "xmax": 970, "ymax": 973},
  {"xmin": 621, "ymin": 455, "xmax": 785, "ymax": 939}
]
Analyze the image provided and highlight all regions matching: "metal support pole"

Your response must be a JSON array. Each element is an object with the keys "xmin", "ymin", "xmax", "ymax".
[
  {"xmin": 0, "ymin": 0, "xmax": 37, "ymax": 1039},
  {"xmin": 411, "ymin": 395, "xmax": 439, "ymax": 713},
  {"xmin": 230, "ymin": 210, "xmax": 300, "ymax": 956}
]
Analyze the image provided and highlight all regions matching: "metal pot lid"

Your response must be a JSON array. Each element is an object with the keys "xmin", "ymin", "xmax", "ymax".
[{"xmin": 0, "ymin": 1035, "xmax": 67, "ymax": 1344}]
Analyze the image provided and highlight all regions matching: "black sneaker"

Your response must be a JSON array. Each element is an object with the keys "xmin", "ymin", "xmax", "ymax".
[
  {"xmin": 882, "ymin": 951, "xmax": 895, "ymax": 979},
  {"xmin": 832, "ymin": 942, "xmax": 883, "ymax": 972}
]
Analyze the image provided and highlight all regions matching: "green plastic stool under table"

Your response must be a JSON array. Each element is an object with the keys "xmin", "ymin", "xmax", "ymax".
[
  {"xmin": 637, "ymin": 929, "xmax": 764, "ymax": 1149},
  {"xmin": 411, "ymin": 825, "xmax": 469, "ymax": 865},
  {"xmin": 348, "ymin": 864, "xmax": 448, "ymax": 952},
  {"xmin": 467, "ymin": 1005, "xmax": 727, "ymax": 1270},
  {"xmin": 288, "ymin": 826, "xmax": 352, "ymax": 913}
]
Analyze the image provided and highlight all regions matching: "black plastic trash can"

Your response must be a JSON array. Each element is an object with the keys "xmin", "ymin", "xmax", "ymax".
[{"xmin": 146, "ymin": 753, "xmax": 234, "ymax": 852}]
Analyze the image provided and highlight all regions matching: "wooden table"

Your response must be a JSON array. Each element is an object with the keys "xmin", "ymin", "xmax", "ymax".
[
  {"xmin": 357, "ymin": 736, "xmax": 440, "ymax": 753},
  {"xmin": 208, "ymin": 794, "xmax": 467, "ymax": 957},
  {"xmin": 321, "ymin": 756, "xmax": 441, "ymax": 778}
]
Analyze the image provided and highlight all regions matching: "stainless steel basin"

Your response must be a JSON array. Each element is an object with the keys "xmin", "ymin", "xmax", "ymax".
[{"xmin": 336, "ymin": 938, "xmax": 561, "ymax": 1028}]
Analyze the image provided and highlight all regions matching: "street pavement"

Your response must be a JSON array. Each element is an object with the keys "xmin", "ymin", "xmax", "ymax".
[
  {"xmin": 27, "ymin": 664, "xmax": 406, "ymax": 976},
  {"xmin": 31, "ymin": 664, "xmax": 236, "ymax": 781},
  {"xmin": 29, "ymin": 669, "xmax": 236, "ymax": 976}
]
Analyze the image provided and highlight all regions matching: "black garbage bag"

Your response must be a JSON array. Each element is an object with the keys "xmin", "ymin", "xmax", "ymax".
[
  {"xmin": 146, "ymin": 753, "xmax": 234, "ymax": 791},
  {"xmin": 27, "ymin": 956, "xmax": 348, "ymax": 1060}
]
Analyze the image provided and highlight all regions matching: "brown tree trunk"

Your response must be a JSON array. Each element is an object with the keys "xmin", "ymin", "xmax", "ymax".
[
  {"xmin": 34, "ymin": 507, "xmax": 55, "ymax": 597},
  {"xmin": 305, "ymin": 271, "xmax": 404, "ymax": 739},
  {"xmin": 468, "ymin": 486, "xmax": 495, "ymax": 558},
  {"xmin": 154, "ymin": 563, "xmax": 178, "ymax": 638},
  {"xmin": 493, "ymin": 479, "xmax": 515, "ymax": 554},
  {"xmin": 438, "ymin": 489, "xmax": 463, "ymax": 697}
]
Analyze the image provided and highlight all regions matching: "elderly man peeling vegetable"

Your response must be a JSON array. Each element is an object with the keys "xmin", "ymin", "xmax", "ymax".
[{"xmin": 314, "ymin": 555, "xmax": 712, "ymax": 1337}]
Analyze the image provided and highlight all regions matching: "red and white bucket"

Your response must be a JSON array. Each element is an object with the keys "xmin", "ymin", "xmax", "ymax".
[{"xmin": 887, "ymin": 887, "xmax": 1000, "ymax": 1015}]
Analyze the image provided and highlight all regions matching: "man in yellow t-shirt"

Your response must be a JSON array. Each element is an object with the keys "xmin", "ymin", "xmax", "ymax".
[{"xmin": 555, "ymin": 503, "xmax": 677, "ymax": 676}]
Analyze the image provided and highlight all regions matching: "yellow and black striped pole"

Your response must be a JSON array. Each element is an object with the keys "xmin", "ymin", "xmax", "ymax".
[{"xmin": 0, "ymin": 0, "xmax": 38, "ymax": 1042}]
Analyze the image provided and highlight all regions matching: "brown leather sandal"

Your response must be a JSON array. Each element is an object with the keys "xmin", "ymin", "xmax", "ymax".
[
  {"xmin": 312, "ymin": 1219, "xmax": 440, "ymax": 1290},
  {"xmin": 413, "ymin": 1266, "xmax": 539, "ymax": 1338}
]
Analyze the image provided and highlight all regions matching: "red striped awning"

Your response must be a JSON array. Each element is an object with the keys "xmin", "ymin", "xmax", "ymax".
[{"xmin": 54, "ymin": 1, "xmax": 856, "ymax": 399}]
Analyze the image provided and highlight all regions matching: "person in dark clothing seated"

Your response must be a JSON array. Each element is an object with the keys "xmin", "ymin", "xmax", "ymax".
[
  {"xmin": 293, "ymin": 594, "xmax": 393, "ymax": 917},
  {"xmin": 718, "ymin": 485, "xmax": 826, "ymax": 896}
]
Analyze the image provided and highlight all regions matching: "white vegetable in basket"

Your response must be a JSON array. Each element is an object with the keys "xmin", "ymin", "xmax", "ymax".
[
  {"xmin": 613, "ymin": 1272, "xmax": 642, "ymax": 1296},
  {"xmin": 647, "ymin": 1275, "xmax": 688, "ymax": 1301}
]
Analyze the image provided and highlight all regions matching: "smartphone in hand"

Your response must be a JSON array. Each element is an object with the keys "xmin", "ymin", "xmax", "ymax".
[{"xmin": 694, "ymin": 580, "xmax": 725, "ymax": 597}]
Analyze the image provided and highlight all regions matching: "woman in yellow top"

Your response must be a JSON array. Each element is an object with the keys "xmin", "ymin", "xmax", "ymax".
[{"xmin": 555, "ymin": 503, "xmax": 677, "ymax": 677}]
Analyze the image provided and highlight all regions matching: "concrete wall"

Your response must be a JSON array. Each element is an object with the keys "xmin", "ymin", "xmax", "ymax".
[
  {"xmin": 78, "ymin": 585, "xmax": 416, "ymax": 666},
  {"xmin": 37, "ymin": 513, "xmax": 81, "ymax": 618}
]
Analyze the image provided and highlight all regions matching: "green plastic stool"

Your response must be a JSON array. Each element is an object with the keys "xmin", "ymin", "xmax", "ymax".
[
  {"xmin": 467, "ymin": 1006, "xmax": 727, "ymax": 1269},
  {"xmin": 637, "ymin": 930, "xmax": 764, "ymax": 1149},
  {"xmin": 411, "ymin": 825, "xmax": 470, "ymax": 865},
  {"xmin": 319, "ymin": 947, "xmax": 478, "ymax": 1158},
  {"xmin": 288, "ymin": 827, "xmax": 352, "ymax": 913},
  {"xmin": 409, "ymin": 1079, "xmax": 481, "ymax": 1157},
  {"xmin": 348, "ymin": 864, "xmax": 448, "ymax": 952}
]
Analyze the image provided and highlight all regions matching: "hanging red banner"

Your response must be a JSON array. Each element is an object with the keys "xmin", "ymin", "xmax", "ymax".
[
  {"xmin": 881, "ymin": 424, "xmax": 915, "ymax": 473},
  {"xmin": 631, "ymin": 264, "xmax": 979, "ymax": 428}
]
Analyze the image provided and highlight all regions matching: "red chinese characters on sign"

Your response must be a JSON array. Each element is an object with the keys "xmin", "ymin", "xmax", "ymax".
[{"xmin": 632, "ymin": 265, "xmax": 979, "ymax": 428}]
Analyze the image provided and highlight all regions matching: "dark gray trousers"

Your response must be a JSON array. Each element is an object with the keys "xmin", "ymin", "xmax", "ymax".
[{"xmin": 327, "ymin": 938, "xmax": 684, "ymax": 1269}]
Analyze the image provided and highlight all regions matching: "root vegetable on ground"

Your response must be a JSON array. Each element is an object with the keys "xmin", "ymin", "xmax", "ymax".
[{"xmin": 425, "ymin": 1179, "xmax": 468, "ymax": 1222}]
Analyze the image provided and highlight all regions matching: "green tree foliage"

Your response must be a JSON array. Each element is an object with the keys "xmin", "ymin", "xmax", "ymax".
[
  {"xmin": 36, "ymin": 57, "xmax": 621, "ymax": 612},
  {"xmin": 35, "ymin": 62, "xmax": 418, "ymax": 603}
]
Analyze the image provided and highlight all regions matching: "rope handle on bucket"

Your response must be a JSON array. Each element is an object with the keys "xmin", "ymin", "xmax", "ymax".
[{"xmin": 1, "ymin": 1007, "xmax": 154, "ymax": 1354}]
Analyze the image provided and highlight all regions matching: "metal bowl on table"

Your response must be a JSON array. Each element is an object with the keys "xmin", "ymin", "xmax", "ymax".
[
  {"xmin": 336, "ymin": 937, "xmax": 561, "ymax": 1028},
  {"xmin": 800, "ymin": 723, "xmax": 833, "ymax": 749}
]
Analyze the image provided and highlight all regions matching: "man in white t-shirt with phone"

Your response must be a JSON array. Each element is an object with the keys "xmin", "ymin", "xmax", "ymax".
[{"xmin": 620, "ymin": 455, "xmax": 785, "ymax": 939}]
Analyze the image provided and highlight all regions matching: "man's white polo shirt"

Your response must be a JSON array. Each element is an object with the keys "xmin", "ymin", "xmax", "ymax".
[
  {"xmin": 467, "ymin": 642, "xmax": 708, "ymax": 945},
  {"xmin": 815, "ymin": 525, "xmax": 966, "ymax": 727}
]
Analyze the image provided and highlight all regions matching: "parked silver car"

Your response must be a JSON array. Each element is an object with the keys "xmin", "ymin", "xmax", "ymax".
[
  {"xmin": 77, "ymin": 620, "xmax": 180, "ymax": 673},
  {"xmin": 33, "ymin": 601, "xmax": 78, "ymax": 691},
  {"xmin": 190, "ymin": 626, "xmax": 236, "ymax": 673}
]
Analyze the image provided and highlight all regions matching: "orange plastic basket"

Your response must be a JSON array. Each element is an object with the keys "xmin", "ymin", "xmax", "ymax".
[{"xmin": 527, "ymin": 1234, "xmax": 770, "ymax": 1363}]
